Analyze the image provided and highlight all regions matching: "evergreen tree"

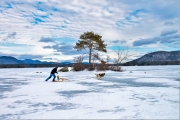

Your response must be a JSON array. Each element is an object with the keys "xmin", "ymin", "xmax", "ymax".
[{"xmin": 74, "ymin": 31, "xmax": 107, "ymax": 64}]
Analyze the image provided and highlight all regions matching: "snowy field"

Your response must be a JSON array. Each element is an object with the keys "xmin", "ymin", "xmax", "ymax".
[{"xmin": 0, "ymin": 65, "xmax": 179, "ymax": 119}]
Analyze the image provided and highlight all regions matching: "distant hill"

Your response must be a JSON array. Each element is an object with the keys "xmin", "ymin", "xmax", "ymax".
[
  {"xmin": 1, "ymin": 51, "xmax": 180, "ymax": 66},
  {"xmin": 0, "ymin": 56, "xmax": 73, "ymax": 66},
  {"xmin": 124, "ymin": 51, "xmax": 180, "ymax": 65},
  {"xmin": 20, "ymin": 59, "xmax": 42, "ymax": 64},
  {"xmin": 0, "ymin": 56, "xmax": 23, "ymax": 64},
  {"xmin": 0, "ymin": 56, "xmax": 59, "ymax": 64},
  {"xmin": 60, "ymin": 62, "xmax": 72, "ymax": 64},
  {"xmin": 20, "ymin": 59, "xmax": 58, "ymax": 64}
]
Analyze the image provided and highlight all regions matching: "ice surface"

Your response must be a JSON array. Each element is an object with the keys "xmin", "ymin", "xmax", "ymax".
[{"xmin": 0, "ymin": 65, "xmax": 179, "ymax": 119}]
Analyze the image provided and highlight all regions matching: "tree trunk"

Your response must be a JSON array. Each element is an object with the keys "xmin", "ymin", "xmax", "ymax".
[{"xmin": 89, "ymin": 48, "xmax": 92, "ymax": 64}]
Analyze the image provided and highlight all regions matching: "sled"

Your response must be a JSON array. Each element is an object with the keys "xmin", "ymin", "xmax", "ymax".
[{"xmin": 51, "ymin": 78, "xmax": 68, "ymax": 82}]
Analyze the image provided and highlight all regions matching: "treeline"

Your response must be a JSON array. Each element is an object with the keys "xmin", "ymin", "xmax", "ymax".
[
  {"xmin": 0, "ymin": 63, "xmax": 118, "ymax": 68},
  {"xmin": 0, "ymin": 64, "xmax": 72, "ymax": 68},
  {"xmin": 123, "ymin": 60, "xmax": 180, "ymax": 66},
  {"xmin": 0, "ymin": 61, "xmax": 180, "ymax": 68}
]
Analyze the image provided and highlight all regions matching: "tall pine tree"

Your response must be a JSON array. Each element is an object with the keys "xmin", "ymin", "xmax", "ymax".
[{"xmin": 74, "ymin": 31, "xmax": 107, "ymax": 64}]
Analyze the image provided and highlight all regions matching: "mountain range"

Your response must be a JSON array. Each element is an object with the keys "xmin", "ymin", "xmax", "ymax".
[
  {"xmin": 124, "ymin": 51, "xmax": 180, "ymax": 65},
  {"xmin": 0, "ymin": 51, "xmax": 180, "ymax": 65},
  {"xmin": 0, "ymin": 56, "xmax": 61, "ymax": 64},
  {"xmin": 134, "ymin": 51, "xmax": 179, "ymax": 62},
  {"xmin": 0, "ymin": 56, "xmax": 23, "ymax": 64}
]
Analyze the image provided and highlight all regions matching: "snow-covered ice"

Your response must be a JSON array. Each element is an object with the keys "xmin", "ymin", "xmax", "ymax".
[{"xmin": 0, "ymin": 65, "xmax": 179, "ymax": 119}]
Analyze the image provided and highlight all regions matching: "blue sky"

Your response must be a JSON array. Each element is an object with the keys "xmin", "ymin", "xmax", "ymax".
[{"xmin": 0, "ymin": 0, "xmax": 179, "ymax": 62}]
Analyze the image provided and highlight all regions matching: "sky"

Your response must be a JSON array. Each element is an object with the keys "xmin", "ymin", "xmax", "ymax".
[{"xmin": 0, "ymin": 0, "xmax": 180, "ymax": 62}]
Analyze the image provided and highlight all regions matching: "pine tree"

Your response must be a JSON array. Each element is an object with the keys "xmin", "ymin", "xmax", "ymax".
[{"xmin": 74, "ymin": 31, "xmax": 107, "ymax": 64}]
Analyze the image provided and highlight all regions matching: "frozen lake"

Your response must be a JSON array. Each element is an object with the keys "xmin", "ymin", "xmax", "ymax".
[{"xmin": 0, "ymin": 65, "xmax": 179, "ymax": 119}]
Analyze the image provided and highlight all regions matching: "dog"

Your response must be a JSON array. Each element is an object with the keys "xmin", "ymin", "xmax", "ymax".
[{"xmin": 95, "ymin": 73, "xmax": 105, "ymax": 78}]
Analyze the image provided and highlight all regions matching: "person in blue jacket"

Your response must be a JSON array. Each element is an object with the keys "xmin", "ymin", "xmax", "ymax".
[{"xmin": 45, "ymin": 67, "xmax": 58, "ymax": 81}]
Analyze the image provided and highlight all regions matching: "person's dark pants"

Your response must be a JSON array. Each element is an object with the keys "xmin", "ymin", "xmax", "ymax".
[{"xmin": 45, "ymin": 74, "xmax": 56, "ymax": 81}]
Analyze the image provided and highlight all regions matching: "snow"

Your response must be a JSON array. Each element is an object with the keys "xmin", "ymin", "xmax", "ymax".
[{"xmin": 0, "ymin": 65, "xmax": 179, "ymax": 119}]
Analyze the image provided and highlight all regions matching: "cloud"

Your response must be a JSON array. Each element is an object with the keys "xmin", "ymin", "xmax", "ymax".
[
  {"xmin": 0, "ymin": 52, "xmax": 12, "ymax": 57},
  {"xmin": 160, "ymin": 34, "xmax": 180, "ymax": 43},
  {"xmin": 7, "ymin": 32, "xmax": 17, "ymax": 38},
  {"xmin": 3, "ymin": 32, "xmax": 17, "ymax": 41},
  {"xmin": 164, "ymin": 21, "xmax": 174, "ymax": 26},
  {"xmin": 39, "ymin": 37, "xmax": 54, "ymax": 42},
  {"xmin": 161, "ymin": 30, "xmax": 178, "ymax": 36},
  {"xmin": 17, "ymin": 54, "xmax": 43, "ymax": 60},
  {"xmin": 43, "ymin": 43, "xmax": 88, "ymax": 55},
  {"xmin": 110, "ymin": 40, "xmax": 126, "ymax": 44},
  {"xmin": 172, "ymin": 42, "xmax": 180, "ymax": 48},
  {"xmin": 24, "ymin": 25, "xmax": 31, "ymax": 28},
  {"xmin": 133, "ymin": 38, "xmax": 158, "ymax": 46},
  {"xmin": 133, "ymin": 34, "xmax": 180, "ymax": 46},
  {"xmin": 53, "ymin": 53, "xmax": 61, "ymax": 55}
]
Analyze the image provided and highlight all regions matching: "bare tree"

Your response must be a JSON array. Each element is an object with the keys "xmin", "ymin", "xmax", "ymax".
[
  {"xmin": 91, "ymin": 52, "xmax": 100, "ymax": 68},
  {"xmin": 106, "ymin": 55, "xmax": 110, "ymax": 64},
  {"xmin": 91, "ymin": 53, "xmax": 109, "ymax": 71},
  {"xmin": 112, "ymin": 48, "xmax": 132, "ymax": 71},
  {"xmin": 73, "ymin": 55, "xmax": 85, "ymax": 63},
  {"xmin": 72, "ymin": 54, "xmax": 86, "ymax": 71}
]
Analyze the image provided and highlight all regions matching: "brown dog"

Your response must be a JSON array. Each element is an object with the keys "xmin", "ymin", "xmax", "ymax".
[{"xmin": 95, "ymin": 73, "xmax": 105, "ymax": 78}]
